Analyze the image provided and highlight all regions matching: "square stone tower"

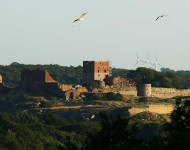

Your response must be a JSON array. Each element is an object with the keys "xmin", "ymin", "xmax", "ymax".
[{"xmin": 83, "ymin": 61, "xmax": 110, "ymax": 82}]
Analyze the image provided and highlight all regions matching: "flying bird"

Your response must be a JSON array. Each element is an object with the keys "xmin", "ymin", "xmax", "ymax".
[
  {"xmin": 155, "ymin": 15, "xmax": 168, "ymax": 21},
  {"xmin": 72, "ymin": 12, "xmax": 88, "ymax": 27}
]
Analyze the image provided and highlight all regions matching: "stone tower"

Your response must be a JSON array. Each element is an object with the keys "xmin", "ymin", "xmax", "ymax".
[
  {"xmin": 137, "ymin": 84, "xmax": 152, "ymax": 97},
  {"xmin": 83, "ymin": 61, "xmax": 110, "ymax": 82}
]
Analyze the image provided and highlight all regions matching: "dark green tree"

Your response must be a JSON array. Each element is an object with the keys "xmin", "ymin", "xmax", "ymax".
[
  {"xmin": 84, "ymin": 113, "xmax": 145, "ymax": 150},
  {"xmin": 164, "ymin": 98, "xmax": 190, "ymax": 149}
]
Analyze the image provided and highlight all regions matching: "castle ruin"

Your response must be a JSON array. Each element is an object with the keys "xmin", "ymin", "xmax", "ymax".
[{"xmin": 83, "ymin": 61, "xmax": 110, "ymax": 82}]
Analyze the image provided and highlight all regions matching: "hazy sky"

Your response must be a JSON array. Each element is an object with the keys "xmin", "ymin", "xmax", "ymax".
[{"xmin": 0, "ymin": 0, "xmax": 190, "ymax": 70}]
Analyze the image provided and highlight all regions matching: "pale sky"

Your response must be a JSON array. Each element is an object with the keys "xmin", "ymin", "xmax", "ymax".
[{"xmin": 0, "ymin": 0, "xmax": 190, "ymax": 70}]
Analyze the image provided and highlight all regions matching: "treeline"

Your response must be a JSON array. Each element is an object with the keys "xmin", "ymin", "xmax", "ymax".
[
  {"xmin": 161, "ymin": 67, "xmax": 190, "ymax": 89},
  {"xmin": 0, "ymin": 64, "xmax": 190, "ymax": 89},
  {"xmin": 0, "ymin": 98, "xmax": 190, "ymax": 150},
  {"xmin": 128, "ymin": 67, "xmax": 183, "ymax": 89},
  {"xmin": 0, "ymin": 64, "xmax": 83, "ymax": 88}
]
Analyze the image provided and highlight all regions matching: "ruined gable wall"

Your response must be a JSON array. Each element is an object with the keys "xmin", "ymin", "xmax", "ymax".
[
  {"xmin": 45, "ymin": 71, "xmax": 56, "ymax": 82},
  {"xmin": 19, "ymin": 69, "xmax": 58, "ymax": 91}
]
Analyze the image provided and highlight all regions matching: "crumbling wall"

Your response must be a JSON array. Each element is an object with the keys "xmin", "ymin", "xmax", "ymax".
[
  {"xmin": 76, "ymin": 87, "xmax": 88, "ymax": 93},
  {"xmin": 0, "ymin": 74, "xmax": 2, "ymax": 83},
  {"xmin": 19, "ymin": 69, "xmax": 59, "ymax": 92},
  {"xmin": 151, "ymin": 87, "xmax": 190, "ymax": 98},
  {"xmin": 128, "ymin": 104, "xmax": 174, "ymax": 115},
  {"xmin": 65, "ymin": 89, "xmax": 81, "ymax": 100},
  {"xmin": 119, "ymin": 90, "xmax": 137, "ymax": 96},
  {"xmin": 112, "ymin": 77, "xmax": 136, "ymax": 91},
  {"xmin": 59, "ymin": 84, "xmax": 73, "ymax": 91}
]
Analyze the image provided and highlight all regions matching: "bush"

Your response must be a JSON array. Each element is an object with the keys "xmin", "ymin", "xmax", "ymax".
[
  {"xmin": 105, "ymin": 92, "xmax": 123, "ymax": 101},
  {"xmin": 17, "ymin": 94, "xmax": 30, "ymax": 103},
  {"xmin": 39, "ymin": 101, "xmax": 53, "ymax": 108},
  {"xmin": 138, "ymin": 97, "xmax": 148, "ymax": 103},
  {"xmin": 83, "ymin": 81, "xmax": 98, "ymax": 90}
]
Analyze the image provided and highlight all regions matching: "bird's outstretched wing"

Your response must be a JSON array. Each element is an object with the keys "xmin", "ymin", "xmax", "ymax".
[
  {"xmin": 72, "ymin": 19, "xmax": 79, "ymax": 27},
  {"xmin": 155, "ymin": 16, "xmax": 160, "ymax": 21},
  {"xmin": 80, "ymin": 12, "xmax": 88, "ymax": 19}
]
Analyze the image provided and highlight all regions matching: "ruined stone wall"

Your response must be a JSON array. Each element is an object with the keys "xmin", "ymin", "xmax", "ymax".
[
  {"xmin": 59, "ymin": 84, "xmax": 73, "ymax": 91},
  {"xmin": 0, "ymin": 74, "xmax": 2, "ymax": 83},
  {"xmin": 76, "ymin": 87, "xmax": 88, "ymax": 93},
  {"xmin": 119, "ymin": 90, "xmax": 137, "ymax": 96},
  {"xmin": 112, "ymin": 77, "xmax": 136, "ymax": 91},
  {"xmin": 19, "ymin": 69, "xmax": 58, "ymax": 92},
  {"xmin": 128, "ymin": 104, "xmax": 174, "ymax": 115},
  {"xmin": 151, "ymin": 87, "xmax": 190, "ymax": 98},
  {"xmin": 65, "ymin": 89, "xmax": 81, "ymax": 100}
]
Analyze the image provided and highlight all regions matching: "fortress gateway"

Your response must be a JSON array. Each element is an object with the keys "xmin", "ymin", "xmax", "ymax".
[{"xmin": 83, "ymin": 61, "xmax": 111, "ymax": 82}]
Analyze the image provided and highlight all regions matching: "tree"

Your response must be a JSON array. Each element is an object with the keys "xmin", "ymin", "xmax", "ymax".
[
  {"xmin": 84, "ymin": 113, "xmax": 145, "ymax": 150},
  {"xmin": 164, "ymin": 98, "xmax": 190, "ymax": 149}
]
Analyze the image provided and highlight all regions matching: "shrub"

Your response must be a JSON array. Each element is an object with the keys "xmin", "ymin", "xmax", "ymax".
[{"xmin": 39, "ymin": 101, "xmax": 53, "ymax": 108}]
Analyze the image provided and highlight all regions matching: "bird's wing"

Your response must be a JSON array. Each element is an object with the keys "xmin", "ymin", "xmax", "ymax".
[
  {"xmin": 72, "ymin": 19, "xmax": 79, "ymax": 26},
  {"xmin": 155, "ymin": 16, "xmax": 160, "ymax": 21},
  {"xmin": 80, "ymin": 12, "xmax": 88, "ymax": 18}
]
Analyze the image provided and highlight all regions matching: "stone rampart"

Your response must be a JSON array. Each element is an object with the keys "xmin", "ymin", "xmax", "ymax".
[
  {"xmin": 151, "ymin": 87, "xmax": 190, "ymax": 98},
  {"xmin": 128, "ymin": 104, "xmax": 174, "ymax": 115},
  {"xmin": 119, "ymin": 90, "xmax": 137, "ymax": 96}
]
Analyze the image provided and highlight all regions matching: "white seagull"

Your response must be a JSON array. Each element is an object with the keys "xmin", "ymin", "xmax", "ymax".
[
  {"xmin": 155, "ymin": 15, "xmax": 168, "ymax": 21},
  {"xmin": 72, "ymin": 12, "xmax": 88, "ymax": 27}
]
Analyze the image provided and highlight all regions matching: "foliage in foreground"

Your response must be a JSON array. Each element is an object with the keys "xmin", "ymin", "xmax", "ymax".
[
  {"xmin": 0, "ymin": 98, "xmax": 190, "ymax": 150},
  {"xmin": 0, "ymin": 112, "xmax": 100, "ymax": 150}
]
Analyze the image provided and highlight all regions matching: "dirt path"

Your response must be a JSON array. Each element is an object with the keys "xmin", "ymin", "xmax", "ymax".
[{"xmin": 33, "ymin": 104, "xmax": 106, "ymax": 110}]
